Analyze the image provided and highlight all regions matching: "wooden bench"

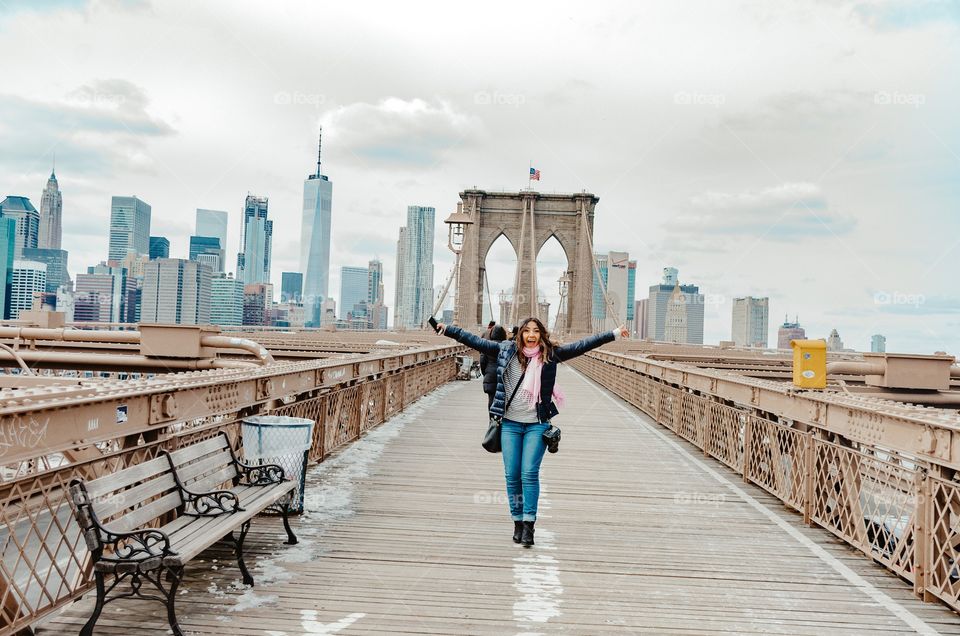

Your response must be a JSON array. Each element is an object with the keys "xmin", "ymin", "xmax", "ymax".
[{"xmin": 70, "ymin": 432, "xmax": 299, "ymax": 636}]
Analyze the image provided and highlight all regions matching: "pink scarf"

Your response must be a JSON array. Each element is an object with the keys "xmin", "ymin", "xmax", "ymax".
[{"xmin": 517, "ymin": 346, "xmax": 565, "ymax": 408}]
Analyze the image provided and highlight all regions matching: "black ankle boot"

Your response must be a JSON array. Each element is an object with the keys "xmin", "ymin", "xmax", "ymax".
[
  {"xmin": 513, "ymin": 521, "xmax": 523, "ymax": 544},
  {"xmin": 521, "ymin": 521, "xmax": 535, "ymax": 546}
]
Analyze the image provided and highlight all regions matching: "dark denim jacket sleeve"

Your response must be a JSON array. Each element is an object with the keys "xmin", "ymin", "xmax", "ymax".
[
  {"xmin": 443, "ymin": 325, "xmax": 501, "ymax": 356},
  {"xmin": 554, "ymin": 330, "xmax": 616, "ymax": 362}
]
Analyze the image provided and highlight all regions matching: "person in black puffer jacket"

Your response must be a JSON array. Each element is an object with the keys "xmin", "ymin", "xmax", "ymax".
[{"xmin": 480, "ymin": 325, "xmax": 507, "ymax": 409}]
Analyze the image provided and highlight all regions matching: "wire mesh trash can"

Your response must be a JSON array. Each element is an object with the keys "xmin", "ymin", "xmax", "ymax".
[{"xmin": 241, "ymin": 415, "xmax": 315, "ymax": 513}]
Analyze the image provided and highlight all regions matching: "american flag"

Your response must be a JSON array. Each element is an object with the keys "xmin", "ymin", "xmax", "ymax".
[{"xmin": 529, "ymin": 167, "xmax": 541, "ymax": 181}]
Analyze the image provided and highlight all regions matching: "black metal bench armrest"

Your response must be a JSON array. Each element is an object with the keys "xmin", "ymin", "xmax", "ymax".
[
  {"xmin": 234, "ymin": 460, "xmax": 286, "ymax": 486},
  {"xmin": 179, "ymin": 487, "xmax": 243, "ymax": 516},
  {"xmin": 94, "ymin": 525, "xmax": 175, "ymax": 563}
]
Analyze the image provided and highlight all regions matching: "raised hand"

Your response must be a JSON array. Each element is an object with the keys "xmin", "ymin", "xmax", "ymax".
[
  {"xmin": 616, "ymin": 324, "xmax": 629, "ymax": 339},
  {"xmin": 435, "ymin": 323, "xmax": 446, "ymax": 335}
]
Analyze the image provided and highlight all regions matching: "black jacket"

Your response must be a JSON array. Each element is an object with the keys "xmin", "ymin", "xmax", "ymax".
[
  {"xmin": 444, "ymin": 326, "xmax": 617, "ymax": 421},
  {"xmin": 480, "ymin": 351, "xmax": 498, "ymax": 393}
]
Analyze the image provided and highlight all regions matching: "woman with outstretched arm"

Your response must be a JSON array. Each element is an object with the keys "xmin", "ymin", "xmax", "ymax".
[{"xmin": 434, "ymin": 316, "xmax": 627, "ymax": 546}]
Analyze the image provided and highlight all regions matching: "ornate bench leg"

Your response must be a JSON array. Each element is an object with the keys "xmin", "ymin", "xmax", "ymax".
[
  {"xmin": 281, "ymin": 499, "xmax": 298, "ymax": 545},
  {"xmin": 165, "ymin": 566, "xmax": 185, "ymax": 636},
  {"xmin": 80, "ymin": 571, "xmax": 106, "ymax": 636},
  {"xmin": 230, "ymin": 521, "xmax": 254, "ymax": 586}
]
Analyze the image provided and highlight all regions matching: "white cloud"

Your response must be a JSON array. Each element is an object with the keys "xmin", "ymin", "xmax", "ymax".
[{"xmin": 320, "ymin": 98, "xmax": 481, "ymax": 168}]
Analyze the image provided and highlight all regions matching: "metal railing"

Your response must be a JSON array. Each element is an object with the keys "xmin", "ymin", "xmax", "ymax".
[
  {"xmin": 571, "ymin": 350, "xmax": 960, "ymax": 612},
  {"xmin": 0, "ymin": 343, "xmax": 461, "ymax": 634}
]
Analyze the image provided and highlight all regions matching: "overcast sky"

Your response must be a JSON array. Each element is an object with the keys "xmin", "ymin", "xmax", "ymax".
[{"xmin": 1, "ymin": 0, "xmax": 957, "ymax": 352}]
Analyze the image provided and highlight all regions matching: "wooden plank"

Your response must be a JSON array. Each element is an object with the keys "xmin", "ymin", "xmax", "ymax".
[
  {"xmin": 166, "ymin": 435, "xmax": 230, "ymax": 466},
  {"xmin": 38, "ymin": 370, "xmax": 960, "ymax": 635},
  {"xmin": 84, "ymin": 455, "xmax": 170, "ymax": 499}
]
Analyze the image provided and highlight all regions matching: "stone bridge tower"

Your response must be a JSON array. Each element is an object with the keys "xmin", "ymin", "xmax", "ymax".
[{"xmin": 454, "ymin": 189, "xmax": 599, "ymax": 335}]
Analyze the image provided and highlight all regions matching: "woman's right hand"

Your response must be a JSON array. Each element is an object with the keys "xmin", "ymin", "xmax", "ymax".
[{"xmin": 435, "ymin": 323, "xmax": 446, "ymax": 335}]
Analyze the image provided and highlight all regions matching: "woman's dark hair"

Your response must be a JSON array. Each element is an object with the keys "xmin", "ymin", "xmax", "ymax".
[
  {"xmin": 514, "ymin": 317, "xmax": 556, "ymax": 370},
  {"xmin": 489, "ymin": 325, "xmax": 507, "ymax": 342}
]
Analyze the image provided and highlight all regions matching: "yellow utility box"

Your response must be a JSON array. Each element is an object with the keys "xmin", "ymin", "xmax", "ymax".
[{"xmin": 791, "ymin": 339, "xmax": 827, "ymax": 389}]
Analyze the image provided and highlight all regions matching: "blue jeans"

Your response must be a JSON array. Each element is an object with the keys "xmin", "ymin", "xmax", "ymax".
[{"xmin": 500, "ymin": 419, "xmax": 549, "ymax": 522}]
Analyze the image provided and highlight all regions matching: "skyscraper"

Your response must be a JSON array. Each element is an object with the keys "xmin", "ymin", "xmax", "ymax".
[
  {"xmin": 39, "ymin": 169, "xmax": 62, "ymax": 249},
  {"xmin": 0, "ymin": 196, "xmax": 40, "ymax": 258},
  {"xmin": 281, "ymin": 272, "xmax": 304, "ymax": 303},
  {"xmin": 634, "ymin": 298, "xmax": 648, "ymax": 339},
  {"xmin": 108, "ymin": 196, "xmax": 151, "ymax": 261},
  {"xmin": 237, "ymin": 195, "xmax": 272, "ymax": 285},
  {"xmin": 22, "ymin": 248, "xmax": 69, "ymax": 293},
  {"xmin": 776, "ymin": 316, "xmax": 806, "ymax": 349},
  {"xmin": 395, "ymin": 205, "xmax": 435, "ymax": 329},
  {"xmin": 871, "ymin": 334, "xmax": 887, "ymax": 353},
  {"xmin": 141, "ymin": 259, "xmax": 212, "ymax": 325},
  {"xmin": 0, "ymin": 218, "xmax": 15, "ymax": 319},
  {"xmin": 301, "ymin": 131, "xmax": 333, "ymax": 327},
  {"xmin": 592, "ymin": 251, "xmax": 636, "ymax": 332},
  {"xmin": 731, "ymin": 296, "xmax": 769, "ymax": 348},
  {"xmin": 196, "ymin": 209, "xmax": 228, "ymax": 253},
  {"xmin": 76, "ymin": 263, "xmax": 132, "ymax": 323},
  {"xmin": 647, "ymin": 268, "xmax": 703, "ymax": 343},
  {"xmin": 149, "ymin": 236, "xmax": 170, "ymax": 260},
  {"xmin": 367, "ymin": 259, "xmax": 388, "ymax": 329},
  {"xmin": 10, "ymin": 260, "xmax": 45, "ymax": 319},
  {"xmin": 827, "ymin": 329, "xmax": 844, "ymax": 352},
  {"xmin": 210, "ymin": 273, "xmax": 245, "ymax": 326},
  {"xmin": 340, "ymin": 266, "xmax": 369, "ymax": 321},
  {"xmin": 393, "ymin": 227, "xmax": 407, "ymax": 328},
  {"xmin": 189, "ymin": 235, "xmax": 223, "ymax": 273},
  {"xmin": 243, "ymin": 283, "xmax": 273, "ymax": 326}
]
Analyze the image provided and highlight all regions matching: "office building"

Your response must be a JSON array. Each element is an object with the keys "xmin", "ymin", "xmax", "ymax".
[
  {"xmin": 301, "ymin": 132, "xmax": 333, "ymax": 327},
  {"xmin": 0, "ymin": 218, "xmax": 15, "ymax": 319},
  {"xmin": 340, "ymin": 266, "xmax": 369, "ymax": 321},
  {"xmin": 367, "ymin": 259, "xmax": 387, "ymax": 329},
  {"xmin": 776, "ymin": 316, "xmax": 806, "ymax": 349},
  {"xmin": 592, "ymin": 251, "xmax": 637, "ymax": 332},
  {"xmin": 39, "ymin": 169, "xmax": 62, "ymax": 249},
  {"xmin": 871, "ymin": 334, "xmax": 887, "ymax": 353},
  {"xmin": 634, "ymin": 299, "xmax": 648, "ymax": 339},
  {"xmin": 189, "ymin": 235, "xmax": 223, "ymax": 273},
  {"xmin": 237, "ymin": 195, "xmax": 272, "ymax": 285},
  {"xmin": 731, "ymin": 296, "xmax": 769, "ymax": 348},
  {"xmin": 281, "ymin": 272, "xmax": 303, "ymax": 303},
  {"xmin": 108, "ymin": 196, "xmax": 151, "ymax": 261},
  {"xmin": 196, "ymin": 209, "xmax": 228, "ymax": 254},
  {"xmin": 393, "ymin": 227, "xmax": 407, "ymax": 328},
  {"xmin": 22, "ymin": 248, "xmax": 69, "ymax": 293},
  {"xmin": 827, "ymin": 329, "xmax": 844, "ymax": 352},
  {"xmin": 647, "ymin": 267, "xmax": 703, "ymax": 343},
  {"xmin": 243, "ymin": 283, "xmax": 273, "ymax": 326},
  {"xmin": 0, "ymin": 196, "xmax": 40, "ymax": 258},
  {"xmin": 9, "ymin": 260, "xmax": 45, "ymax": 319},
  {"xmin": 75, "ymin": 263, "xmax": 133, "ymax": 323},
  {"xmin": 394, "ymin": 205, "xmax": 435, "ymax": 329},
  {"xmin": 141, "ymin": 259, "xmax": 212, "ymax": 325},
  {"xmin": 210, "ymin": 273, "xmax": 245, "ymax": 326},
  {"xmin": 149, "ymin": 236, "xmax": 170, "ymax": 260}
]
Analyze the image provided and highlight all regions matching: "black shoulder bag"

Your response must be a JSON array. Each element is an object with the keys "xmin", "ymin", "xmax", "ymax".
[{"xmin": 482, "ymin": 366, "xmax": 526, "ymax": 453}]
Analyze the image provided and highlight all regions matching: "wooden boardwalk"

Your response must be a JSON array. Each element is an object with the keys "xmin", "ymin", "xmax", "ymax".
[{"xmin": 39, "ymin": 368, "xmax": 960, "ymax": 635}]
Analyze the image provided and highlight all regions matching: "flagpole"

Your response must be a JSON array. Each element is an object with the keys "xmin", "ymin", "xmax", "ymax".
[{"xmin": 528, "ymin": 160, "xmax": 532, "ymax": 191}]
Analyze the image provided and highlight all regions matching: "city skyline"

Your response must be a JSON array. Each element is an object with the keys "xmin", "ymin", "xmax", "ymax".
[{"xmin": 0, "ymin": 1, "xmax": 956, "ymax": 352}]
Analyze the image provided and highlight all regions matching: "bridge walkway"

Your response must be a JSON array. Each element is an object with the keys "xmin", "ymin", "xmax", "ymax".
[{"xmin": 38, "ymin": 368, "xmax": 960, "ymax": 635}]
